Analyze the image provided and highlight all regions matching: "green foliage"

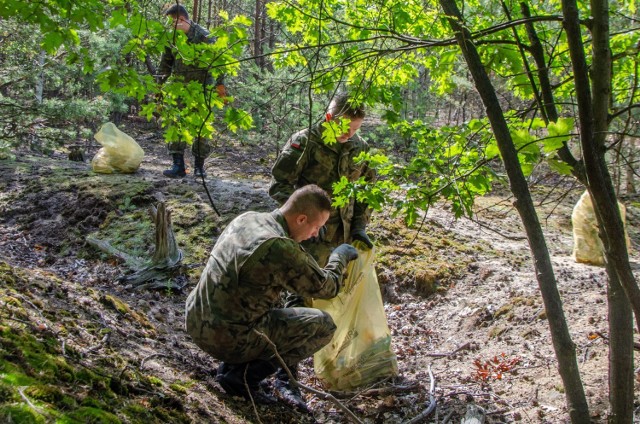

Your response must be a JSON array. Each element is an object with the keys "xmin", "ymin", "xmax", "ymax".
[
  {"xmin": 98, "ymin": 9, "xmax": 253, "ymax": 146},
  {"xmin": 266, "ymin": 0, "xmax": 640, "ymax": 224},
  {"xmin": 2, "ymin": 0, "xmax": 253, "ymax": 153},
  {"xmin": 333, "ymin": 118, "xmax": 499, "ymax": 222},
  {"xmin": 0, "ymin": 0, "xmax": 107, "ymax": 53},
  {"xmin": 0, "ymin": 17, "xmax": 130, "ymax": 152}
]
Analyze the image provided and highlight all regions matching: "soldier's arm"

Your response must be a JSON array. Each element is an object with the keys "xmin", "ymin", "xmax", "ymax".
[
  {"xmin": 157, "ymin": 47, "xmax": 174, "ymax": 84},
  {"xmin": 244, "ymin": 238, "xmax": 345, "ymax": 299},
  {"xmin": 268, "ymin": 133, "xmax": 309, "ymax": 205}
]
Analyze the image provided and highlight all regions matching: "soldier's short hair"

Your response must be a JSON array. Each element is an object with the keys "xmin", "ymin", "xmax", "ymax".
[
  {"xmin": 327, "ymin": 93, "xmax": 366, "ymax": 119},
  {"xmin": 164, "ymin": 4, "xmax": 189, "ymax": 19},
  {"xmin": 285, "ymin": 185, "xmax": 332, "ymax": 217}
]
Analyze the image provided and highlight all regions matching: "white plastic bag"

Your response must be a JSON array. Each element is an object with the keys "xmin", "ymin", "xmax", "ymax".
[
  {"xmin": 313, "ymin": 241, "xmax": 398, "ymax": 391},
  {"xmin": 571, "ymin": 190, "xmax": 630, "ymax": 266},
  {"xmin": 91, "ymin": 122, "xmax": 144, "ymax": 174}
]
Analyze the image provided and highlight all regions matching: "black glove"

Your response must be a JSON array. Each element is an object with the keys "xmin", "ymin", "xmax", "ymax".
[
  {"xmin": 350, "ymin": 228, "xmax": 373, "ymax": 249},
  {"xmin": 331, "ymin": 243, "xmax": 359, "ymax": 263},
  {"xmin": 309, "ymin": 225, "xmax": 327, "ymax": 244}
]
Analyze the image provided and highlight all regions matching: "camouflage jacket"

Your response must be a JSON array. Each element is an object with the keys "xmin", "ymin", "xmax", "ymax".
[
  {"xmin": 269, "ymin": 123, "xmax": 375, "ymax": 243},
  {"xmin": 185, "ymin": 210, "xmax": 349, "ymax": 336},
  {"xmin": 157, "ymin": 22, "xmax": 223, "ymax": 86}
]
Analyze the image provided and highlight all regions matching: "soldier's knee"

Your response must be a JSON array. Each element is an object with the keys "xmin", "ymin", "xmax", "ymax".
[{"xmin": 318, "ymin": 310, "xmax": 336, "ymax": 339}]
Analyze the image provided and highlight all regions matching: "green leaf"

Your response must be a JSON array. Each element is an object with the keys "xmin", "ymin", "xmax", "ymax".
[
  {"xmin": 41, "ymin": 30, "xmax": 64, "ymax": 53},
  {"xmin": 544, "ymin": 118, "xmax": 574, "ymax": 153},
  {"xmin": 547, "ymin": 159, "xmax": 574, "ymax": 175}
]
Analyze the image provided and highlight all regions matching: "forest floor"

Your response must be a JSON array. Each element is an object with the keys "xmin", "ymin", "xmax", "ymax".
[{"xmin": 1, "ymin": 117, "xmax": 639, "ymax": 424}]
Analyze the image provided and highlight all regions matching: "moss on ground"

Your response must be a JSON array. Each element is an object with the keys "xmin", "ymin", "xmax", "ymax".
[
  {"xmin": 0, "ymin": 260, "xmax": 191, "ymax": 423},
  {"xmin": 371, "ymin": 214, "xmax": 488, "ymax": 297}
]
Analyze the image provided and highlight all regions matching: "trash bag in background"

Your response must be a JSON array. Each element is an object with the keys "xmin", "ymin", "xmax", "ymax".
[
  {"xmin": 313, "ymin": 240, "xmax": 398, "ymax": 391},
  {"xmin": 571, "ymin": 190, "xmax": 630, "ymax": 266},
  {"xmin": 91, "ymin": 122, "xmax": 144, "ymax": 174}
]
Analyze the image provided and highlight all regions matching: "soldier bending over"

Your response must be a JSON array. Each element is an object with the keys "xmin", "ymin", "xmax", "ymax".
[{"xmin": 185, "ymin": 185, "xmax": 358, "ymax": 410}]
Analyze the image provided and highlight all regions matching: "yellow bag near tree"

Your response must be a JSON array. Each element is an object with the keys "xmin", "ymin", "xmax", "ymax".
[
  {"xmin": 571, "ymin": 190, "xmax": 630, "ymax": 266},
  {"xmin": 313, "ymin": 241, "xmax": 398, "ymax": 391},
  {"xmin": 91, "ymin": 122, "xmax": 144, "ymax": 174}
]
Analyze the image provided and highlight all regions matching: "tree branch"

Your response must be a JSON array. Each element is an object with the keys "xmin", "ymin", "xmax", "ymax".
[{"xmin": 253, "ymin": 330, "xmax": 364, "ymax": 424}]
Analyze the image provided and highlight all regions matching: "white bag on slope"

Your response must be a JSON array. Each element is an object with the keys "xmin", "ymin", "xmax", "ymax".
[
  {"xmin": 91, "ymin": 122, "xmax": 144, "ymax": 174},
  {"xmin": 571, "ymin": 190, "xmax": 630, "ymax": 266}
]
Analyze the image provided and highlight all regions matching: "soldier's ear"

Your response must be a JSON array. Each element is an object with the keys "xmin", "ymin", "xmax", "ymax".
[{"xmin": 295, "ymin": 214, "xmax": 308, "ymax": 225}]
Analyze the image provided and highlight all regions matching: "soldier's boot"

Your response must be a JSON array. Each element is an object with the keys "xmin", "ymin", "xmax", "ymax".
[
  {"xmin": 193, "ymin": 155, "xmax": 207, "ymax": 178},
  {"xmin": 216, "ymin": 360, "xmax": 277, "ymax": 404},
  {"xmin": 273, "ymin": 364, "xmax": 310, "ymax": 412},
  {"xmin": 163, "ymin": 153, "xmax": 186, "ymax": 178}
]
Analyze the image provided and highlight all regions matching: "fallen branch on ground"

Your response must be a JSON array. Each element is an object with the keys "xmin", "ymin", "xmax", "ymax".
[
  {"xmin": 254, "ymin": 330, "xmax": 364, "ymax": 424},
  {"xmin": 84, "ymin": 332, "xmax": 111, "ymax": 356},
  {"xmin": 594, "ymin": 331, "xmax": 640, "ymax": 350},
  {"xmin": 343, "ymin": 383, "xmax": 421, "ymax": 398},
  {"xmin": 425, "ymin": 341, "xmax": 472, "ymax": 358},
  {"xmin": 405, "ymin": 365, "xmax": 436, "ymax": 424}
]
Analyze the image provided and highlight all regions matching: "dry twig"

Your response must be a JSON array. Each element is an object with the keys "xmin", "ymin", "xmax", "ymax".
[
  {"xmin": 405, "ymin": 364, "xmax": 437, "ymax": 424},
  {"xmin": 84, "ymin": 332, "xmax": 111, "ymax": 356},
  {"xmin": 425, "ymin": 341, "xmax": 471, "ymax": 358},
  {"xmin": 254, "ymin": 330, "xmax": 364, "ymax": 424},
  {"xmin": 141, "ymin": 353, "xmax": 171, "ymax": 369},
  {"xmin": 595, "ymin": 331, "xmax": 640, "ymax": 350}
]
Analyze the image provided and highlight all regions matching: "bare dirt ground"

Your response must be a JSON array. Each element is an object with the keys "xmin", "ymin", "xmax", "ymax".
[{"xmin": 0, "ymin": 118, "xmax": 639, "ymax": 423}]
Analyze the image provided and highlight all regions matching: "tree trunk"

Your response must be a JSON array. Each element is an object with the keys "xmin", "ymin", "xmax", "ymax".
[
  {"xmin": 193, "ymin": 0, "xmax": 200, "ymax": 23},
  {"xmin": 88, "ymin": 202, "xmax": 184, "ymax": 291},
  {"xmin": 519, "ymin": 1, "xmax": 585, "ymax": 184},
  {"xmin": 562, "ymin": 0, "xmax": 637, "ymax": 421},
  {"xmin": 607, "ymin": 263, "xmax": 634, "ymax": 424},
  {"xmin": 149, "ymin": 202, "xmax": 182, "ymax": 267},
  {"xmin": 438, "ymin": 0, "xmax": 590, "ymax": 422},
  {"xmin": 626, "ymin": 140, "xmax": 636, "ymax": 194},
  {"xmin": 35, "ymin": 50, "xmax": 45, "ymax": 104},
  {"xmin": 254, "ymin": 0, "xmax": 264, "ymax": 68}
]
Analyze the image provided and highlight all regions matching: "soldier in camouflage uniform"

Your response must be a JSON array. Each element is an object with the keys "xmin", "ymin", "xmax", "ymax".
[
  {"xmin": 157, "ymin": 4, "xmax": 226, "ymax": 179},
  {"xmin": 269, "ymin": 93, "xmax": 376, "ymax": 266},
  {"xmin": 185, "ymin": 185, "xmax": 358, "ymax": 408}
]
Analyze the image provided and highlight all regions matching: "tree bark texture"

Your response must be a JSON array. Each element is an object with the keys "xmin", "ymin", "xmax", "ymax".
[
  {"xmin": 607, "ymin": 262, "xmax": 634, "ymax": 424},
  {"xmin": 562, "ymin": 0, "xmax": 637, "ymax": 421},
  {"xmin": 192, "ymin": 0, "xmax": 200, "ymax": 23},
  {"xmin": 122, "ymin": 202, "xmax": 184, "ymax": 290},
  {"xmin": 437, "ymin": 0, "xmax": 590, "ymax": 421},
  {"xmin": 254, "ymin": 0, "xmax": 265, "ymax": 68},
  {"xmin": 519, "ymin": 1, "xmax": 585, "ymax": 183},
  {"xmin": 562, "ymin": 0, "xmax": 640, "ymax": 331}
]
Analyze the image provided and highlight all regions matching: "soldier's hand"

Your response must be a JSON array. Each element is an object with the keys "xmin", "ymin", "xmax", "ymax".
[
  {"xmin": 309, "ymin": 225, "xmax": 327, "ymax": 243},
  {"xmin": 332, "ymin": 244, "xmax": 358, "ymax": 262},
  {"xmin": 350, "ymin": 228, "xmax": 373, "ymax": 249}
]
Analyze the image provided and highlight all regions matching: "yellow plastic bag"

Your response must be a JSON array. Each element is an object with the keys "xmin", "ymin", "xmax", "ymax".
[
  {"xmin": 313, "ymin": 241, "xmax": 398, "ymax": 391},
  {"xmin": 91, "ymin": 122, "xmax": 144, "ymax": 174},
  {"xmin": 571, "ymin": 190, "xmax": 630, "ymax": 266}
]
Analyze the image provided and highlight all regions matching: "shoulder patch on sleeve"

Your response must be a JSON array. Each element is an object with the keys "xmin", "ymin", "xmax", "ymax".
[{"xmin": 287, "ymin": 129, "xmax": 309, "ymax": 151}]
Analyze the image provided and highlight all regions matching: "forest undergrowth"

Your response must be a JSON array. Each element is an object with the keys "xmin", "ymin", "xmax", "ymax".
[{"xmin": 0, "ymin": 119, "xmax": 639, "ymax": 423}]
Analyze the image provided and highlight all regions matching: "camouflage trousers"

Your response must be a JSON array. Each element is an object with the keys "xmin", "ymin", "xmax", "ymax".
[
  {"xmin": 168, "ymin": 137, "xmax": 212, "ymax": 158},
  {"xmin": 187, "ymin": 307, "xmax": 336, "ymax": 367}
]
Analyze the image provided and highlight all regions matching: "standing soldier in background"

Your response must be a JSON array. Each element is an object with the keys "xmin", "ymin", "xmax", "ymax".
[
  {"xmin": 269, "ymin": 93, "xmax": 376, "ymax": 267},
  {"xmin": 185, "ymin": 185, "xmax": 358, "ymax": 410},
  {"xmin": 157, "ymin": 4, "xmax": 227, "ymax": 179}
]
